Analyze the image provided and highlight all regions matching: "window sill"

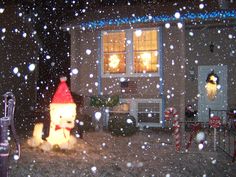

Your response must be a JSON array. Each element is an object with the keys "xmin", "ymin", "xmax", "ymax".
[{"xmin": 102, "ymin": 72, "xmax": 160, "ymax": 78}]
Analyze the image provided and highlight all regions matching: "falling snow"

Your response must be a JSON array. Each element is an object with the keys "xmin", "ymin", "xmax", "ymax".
[
  {"xmin": 28, "ymin": 64, "xmax": 36, "ymax": 71},
  {"xmin": 0, "ymin": 0, "xmax": 236, "ymax": 177},
  {"xmin": 86, "ymin": 49, "xmax": 91, "ymax": 55}
]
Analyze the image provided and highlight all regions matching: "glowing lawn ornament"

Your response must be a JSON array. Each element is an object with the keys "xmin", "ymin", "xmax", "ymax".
[{"xmin": 28, "ymin": 77, "xmax": 77, "ymax": 151}]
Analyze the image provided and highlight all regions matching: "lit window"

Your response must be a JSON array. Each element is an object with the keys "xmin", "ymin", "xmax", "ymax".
[
  {"xmin": 133, "ymin": 29, "xmax": 158, "ymax": 73},
  {"xmin": 102, "ymin": 28, "xmax": 160, "ymax": 76},
  {"xmin": 103, "ymin": 31, "xmax": 126, "ymax": 73}
]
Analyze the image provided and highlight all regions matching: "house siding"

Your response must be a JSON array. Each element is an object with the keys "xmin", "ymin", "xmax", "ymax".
[
  {"xmin": 185, "ymin": 26, "xmax": 236, "ymax": 109},
  {"xmin": 70, "ymin": 25, "xmax": 186, "ymax": 120},
  {"xmin": 69, "ymin": 2, "xmax": 236, "ymax": 123},
  {"xmin": 163, "ymin": 26, "xmax": 186, "ymax": 119}
]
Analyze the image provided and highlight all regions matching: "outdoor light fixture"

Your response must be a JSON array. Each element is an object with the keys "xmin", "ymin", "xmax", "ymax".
[
  {"xmin": 205, "ymin": 71, "xmax": 220, "ymax": 101},
  {"xmin": 189, "ymin": 67, "xmax": 195, "ymax": 81},
  {"xmin": 209, "ymin": 42, "xmax": 214, "ymax": 53},
  {"xmin": 108, "ymin": 54, "xmax": 120, "ymax": 69}
]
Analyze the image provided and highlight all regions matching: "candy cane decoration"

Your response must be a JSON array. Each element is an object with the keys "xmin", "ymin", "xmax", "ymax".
[
  {"xmin": 164, "ymin": 107, "xmax": 177, "ymax": 121},
  {"xmin": 165, "ymin": 107, "xmax": 181, "ymax": 151},
  {"xmin": 174, "ymin": 114, "xmax": 181, "ymax": 151},
  {"xmin": 185, "ymin": 123, "xmax": 201, "ymax": 150}
]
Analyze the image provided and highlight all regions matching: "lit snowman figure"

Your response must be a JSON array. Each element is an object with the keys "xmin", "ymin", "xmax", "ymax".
[{"xmin": 28, "ymin": 77, "xmax": 77, "ymax": 151}]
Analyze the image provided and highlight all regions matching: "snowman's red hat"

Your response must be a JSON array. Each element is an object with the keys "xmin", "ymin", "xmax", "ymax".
[{"xmin": 51, "ymin": 77, "xmax": 74, "ymax": 104}]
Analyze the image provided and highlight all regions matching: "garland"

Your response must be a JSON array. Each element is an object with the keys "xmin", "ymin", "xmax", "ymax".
[
  {"xmin": 90, "ymin": 95, "xmax": 119, "ymax": 108},
  {"xmin": 206, "ymin": 71, "xmax": 219, "ymax": 85}
]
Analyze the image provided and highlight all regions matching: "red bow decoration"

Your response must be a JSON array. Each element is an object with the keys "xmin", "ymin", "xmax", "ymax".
[{"xmin": 55, "ymin": 125, "xmax": 72, "ymax": 131}]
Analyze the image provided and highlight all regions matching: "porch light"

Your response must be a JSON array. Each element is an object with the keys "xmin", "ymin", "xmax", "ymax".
[{"xmin": 108, "ymin": 54, "xmax": 120, "ymax": 69}]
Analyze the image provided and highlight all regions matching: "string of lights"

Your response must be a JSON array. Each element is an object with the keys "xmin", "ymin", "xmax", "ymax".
[{"xmin": 77, "ymin": 10, "xmax": 236, "ymax": 30}]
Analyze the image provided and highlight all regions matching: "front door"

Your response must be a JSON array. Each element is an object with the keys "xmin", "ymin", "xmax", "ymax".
[{"xmin": 198, "ymin": 65, "xmax": 227, "ymax": 122}]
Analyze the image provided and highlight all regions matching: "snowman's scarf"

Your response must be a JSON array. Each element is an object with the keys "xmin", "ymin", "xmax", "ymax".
[{"xmin": 55, "ymin": 125, "xmax": 72, "ymax": 138}]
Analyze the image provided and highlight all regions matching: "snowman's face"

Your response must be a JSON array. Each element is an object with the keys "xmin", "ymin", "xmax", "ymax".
[{"xmin": 50, "ymin": 103, "xmax": 76, "ymax": 129}]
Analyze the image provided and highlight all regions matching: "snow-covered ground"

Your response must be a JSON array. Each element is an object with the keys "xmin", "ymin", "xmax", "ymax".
[{"xmin": 9, "ymin": 129, "xmax": 236, "ymax": 177}]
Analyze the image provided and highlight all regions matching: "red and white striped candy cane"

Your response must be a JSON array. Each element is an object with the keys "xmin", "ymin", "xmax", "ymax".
[
  {"xmin": 173, "ymin": 114, "xmax": 181, "ymax": 151},
  {"xmin": 165, "ymin": 107, "xmax": 180, "ymax": 151},
  {"xmin": 164, "ymin": 107, "xmax": 177, "ymax": 121}
]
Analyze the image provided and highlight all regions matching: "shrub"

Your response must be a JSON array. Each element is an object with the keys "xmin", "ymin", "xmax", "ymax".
[{"xmin": 108, "ymin": 114, "xmax": 137, "ymax": 136}]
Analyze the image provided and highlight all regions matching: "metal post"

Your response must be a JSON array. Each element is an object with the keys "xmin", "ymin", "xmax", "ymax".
[
  {"xmin": 214, "ymin": 128, "xmax": 217, "ymax": 151},
  {"xmin": 209, "ymin": 108, "xmax": 211, "ymax": 119},
  {"xmin": 0, "ymin": 92, "xmax": 20, "ymax": 177},
  {"xmin": 218, "ymin": 128, "xmax": 221, "ymax": 148},
  {"xmin": 233, "ymin": 136, "xmax": 236, "ymax": 162},
  {"xmin": 228, "ymin": 129, "xmax": 230, "ymax": 155},
  {"xmin": 224, "ymin": 128, "xmax": 226, "ymax": 151},
  {"xmin": 0, "ymin": 117, "xmax": 10, "ymax": 177}
]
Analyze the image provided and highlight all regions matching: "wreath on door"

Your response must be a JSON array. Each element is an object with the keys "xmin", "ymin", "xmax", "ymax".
[{"xmin": 205, "ymin": 71, "xmax": 220, "ymax": 101}]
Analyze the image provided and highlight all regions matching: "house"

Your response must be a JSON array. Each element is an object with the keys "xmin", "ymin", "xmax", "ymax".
[{"xmin": 64, "ymin": 1, "xmax": 236, "ymax": 128}]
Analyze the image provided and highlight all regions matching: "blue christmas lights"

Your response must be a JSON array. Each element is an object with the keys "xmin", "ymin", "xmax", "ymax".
[{"xmin": 78, "ymin": 10, "xmax": 236, "ymax": 30}]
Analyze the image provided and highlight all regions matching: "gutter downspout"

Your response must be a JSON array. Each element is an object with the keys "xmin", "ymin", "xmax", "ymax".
[{"xmin": 159, "ymin": 27, "xmax": 165, "ymax": 128}]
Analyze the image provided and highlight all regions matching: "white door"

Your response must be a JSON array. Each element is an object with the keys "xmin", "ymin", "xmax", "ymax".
[{"xmin": 198, "ymin": 65, "xmax": 227, "ymax": 122}]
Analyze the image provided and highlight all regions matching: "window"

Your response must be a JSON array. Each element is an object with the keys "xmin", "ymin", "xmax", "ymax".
[
  {"xmin": 137, "ymin": 102, "xmax": 160, "ymax": 123},
  {"xmin": 103, "ymin": 31, "xmax": 126, "ymax": 73},
  {"xmin": 101, "ymin": 28, "xmax": 161, "ymax": 77},
  {"xmin": 133, "ymin": 29, "xmax": 158, "ymax": 73},
  {"xmin": 111, "ymin": 98, "xmax": 163, "ymax": 127}
]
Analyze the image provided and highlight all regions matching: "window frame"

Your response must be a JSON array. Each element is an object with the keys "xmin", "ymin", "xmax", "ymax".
[
  {"xmin": 101, "ymin": 27, "xmax": 162, "ymax": 78},
  {"xmin": 114, "ymin": 98, "xmax": 163, "ymax": 127}
]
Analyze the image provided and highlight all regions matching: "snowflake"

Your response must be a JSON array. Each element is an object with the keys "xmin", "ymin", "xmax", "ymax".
[
  {"xmin": 91, "ymin": 166, "xmax": 97, "ymax": 173},
  {"xmin": 28, "ymin": 64, "xmax": 36, "ymax": 71}
]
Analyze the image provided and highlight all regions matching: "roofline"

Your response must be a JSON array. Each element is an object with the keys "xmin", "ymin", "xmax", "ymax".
[{"xmin": 61, "ymin": 10, "xmax": 236, "ymax": 31}]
